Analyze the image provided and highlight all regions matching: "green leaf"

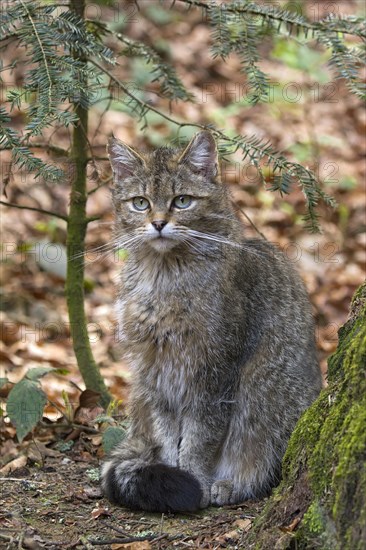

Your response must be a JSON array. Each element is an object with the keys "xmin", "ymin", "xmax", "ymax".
[
  {"xmin": 86, "ymin": 468, "xmax": 100, "ymax": 482},
  {"xmin": 25, "ymin": 367, "xmax": 56, "ymax": 381},
  {"xmin": 7, "ymin": 379, "xmax": 47, "ymax": 442},
  {"xmin": 102, "ymin": 426, "xmax": 126, "ymax": 454},
  {"xmin": 94, "ymin": 414, "xmax": 115, "ymax": 424},
  {"xmin": 54, "ymin": 440, "xmax": 74, "ymax": 452}
]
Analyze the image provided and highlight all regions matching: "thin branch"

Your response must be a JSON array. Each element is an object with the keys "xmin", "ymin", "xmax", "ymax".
[
  {"xmin": 42, "ymin": 422, "xmax": 100, "ymax": 434},
  {"xmin": 238, "ymin": 206, "xmax": 267, "ymax": 240},
  {"xmin": 0, "ymin": 478, "xmax": 46, "ymax": 483},
  {"xmin": 87, "ymin": 61, "xmax": 327, "ymax": 230},
  {"xmin": 175, "ymin": 0, "xmax": 366, "ymax": 38},
  {"xmin": 176, "ymin": 0, "xmax": 314, "ymax": 29},
  {"xmin": 90, "ymin": 59, "xmax": 201, "ymax": 130},
  {"xmin": 88, "ymin": 175, "xmax": 112, "ymax": 196},
  {"xmin": 88, "ymin": 534, "xmax": 183, "ymax": 546},
  {"xmin": 86, "ymin": 215, "xmax": 101, "ymax": 223},
  {"xmin": 0, "ymin": 142, "xmax": 69, "ymax": 156},
  {"xmin": 31, "ymin": 142, "xmax": 69, "ymax": 156},
  {"xmin": 86, "ymin": 156, "xmax": 109, "ymax": 162},
  {"xmin": 0, "ymin": 200, "xmax": 68, "ymax": 221},
  {"xmin": 92, "ymin": 95, "xmax": 112, "ymax": 142}
]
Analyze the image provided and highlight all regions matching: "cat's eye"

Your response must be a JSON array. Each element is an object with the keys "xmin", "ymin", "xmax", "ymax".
[
  {"xmin": 172, "ymin": 195, "xmax": 192, "ymax": 209},
  {"xmin": 132, "ymin": 196, "xmax": 150, "ymax": 211}
]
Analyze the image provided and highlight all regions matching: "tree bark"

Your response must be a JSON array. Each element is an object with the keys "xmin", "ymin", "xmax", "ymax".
[
  {"xmin": 249, "ymin": 281, "xmax": 366, "ymax": 549},
  {"xmin": 66, "ymin": 0, "xmax": 111, "ymax": 407}
]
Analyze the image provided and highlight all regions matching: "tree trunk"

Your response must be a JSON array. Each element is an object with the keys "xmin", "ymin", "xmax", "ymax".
[
  {"xmin": 66, "ymin": 0, "xmax": 111, "ymax": 407},
  {"xmin": 250, "ymin": 281, "xmax": 366, "ymax": 549}
]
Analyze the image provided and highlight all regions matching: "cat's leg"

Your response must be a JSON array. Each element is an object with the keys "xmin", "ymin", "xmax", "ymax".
[
  {"xmin": 178, "ymin": 405, "xmax": 232, "ymax": 508},
  {"xmin": 213, "ymin": 382, "xmax": 288, "ymax": 503},
  {"xmin": 101, "ymin": 395, "xmax": 203, "ymax": 512}
]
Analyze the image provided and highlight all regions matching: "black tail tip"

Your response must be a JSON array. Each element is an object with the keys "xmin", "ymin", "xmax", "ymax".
[{"xmin": 103, "ymin": 462, "xmax": 202, "ymax": 513}]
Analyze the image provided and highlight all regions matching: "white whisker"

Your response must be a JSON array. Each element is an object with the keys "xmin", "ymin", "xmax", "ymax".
[
  {"xmin": 185, "ymin": 229, "xmax": 242, "ymax": 249},
  {"xmin": 181, "ymin": 229, "xmax": 266, "ymax": 258}
]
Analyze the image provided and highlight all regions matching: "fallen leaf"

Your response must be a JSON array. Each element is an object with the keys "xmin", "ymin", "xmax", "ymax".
[
  {"xmin": 0, "ymin": 438, "xmax": 18, "ymax": 462},
  {"xmin": 111, "ymin": 542, "xmax": 151, "ymax": 550},
  {"xmin": 89, "ymin": 434, "xmax": 102, "ymax": 446},
  {"xmin": 233, "ymin": 518, "xmax": 252, "ymax": 531},
  {"xmin": 221, "ymin": 529, "xmax": 239, "ymax": 541},
  {"xmin": 0, "ymin": 454, "xmax": 27, "ymax": 474},
  {"xmin": 79, "ymin": 389, "xmax": 102, "ymax": 408},
  {"xmin": 280, "ymin": 515, "xmax": 301, "ymax": 532},
  {"xmin": 74, "ymin": 405, "xmax": 104, "ymax": 425},
  {"xmin": 91, "ymin": 504, "xmax": 110, "ymax": 519}
]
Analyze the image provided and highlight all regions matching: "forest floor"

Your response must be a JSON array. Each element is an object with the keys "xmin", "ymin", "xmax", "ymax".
[
  {"xmin": 1, "ymin": 456, "xmax": 262, "ymax": 549},
  {"xmin": 1, "ymin": 1, "xmax": 365, "ymax": 548}
]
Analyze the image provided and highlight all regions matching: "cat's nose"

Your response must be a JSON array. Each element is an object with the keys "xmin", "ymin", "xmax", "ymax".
[{"xmin": 152, "ymin": 220, "xmax": 167, "ymax": 232}]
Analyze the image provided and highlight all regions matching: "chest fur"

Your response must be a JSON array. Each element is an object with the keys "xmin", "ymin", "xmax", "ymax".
[{"xmin": 116, "ymin": 257, "xmax": 218, "ymax": 406}]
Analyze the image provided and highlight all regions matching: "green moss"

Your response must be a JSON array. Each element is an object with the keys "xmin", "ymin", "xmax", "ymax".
[
  {"xmin": 299, "ymin": 500, "xmax": 336, "ymax": 550},
  {"xmin": 282, "ymin": 391, "xmax": 328, "ymax": 483}
]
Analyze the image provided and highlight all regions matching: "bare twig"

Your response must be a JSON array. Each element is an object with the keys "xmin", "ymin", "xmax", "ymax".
[
  {"xmin": 238, "ymin": 206, "xmax": 267, "ymax": 240},
  {"xmin": 31, "ymin": 142, "xmax": 69, "ymax": 156},
  {"xmin": 0, "ymin": 200, "xmax": 68, "ymax": 221},
  {"xmin": 41, "ymin": 422, "xmax": 100, "ymax": 434},
  {"xmin": 101, "ymin": 522, "xmax": 131, "ymax": 537},
  {"xmin": 90, "ymin": 59, "xmax": 203, "ymax": 131},
  {"xmin": 89, "ymin": 533, "xmax": 183, "ymax": 546},
  {"xmin": 88, "ymin": 176, "xmax": 113, "ymax": 196},
  {"xmin": 0, "ymin": 478, "xmax": 45, "ymax": 483}
]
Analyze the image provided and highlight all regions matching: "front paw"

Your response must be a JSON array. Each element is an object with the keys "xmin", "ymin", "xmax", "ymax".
[
  {"xmin": 199, "ymin": 484, "xmax": 211, "ymax": 509},
  {"xmin": 211, "ymin": 479, "xmax": 233, "ymax": 506}
]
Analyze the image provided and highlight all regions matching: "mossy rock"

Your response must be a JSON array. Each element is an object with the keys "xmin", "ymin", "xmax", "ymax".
[{"xmin": 248, "ymin": 282, "xmax": 366, "ymax": 550}]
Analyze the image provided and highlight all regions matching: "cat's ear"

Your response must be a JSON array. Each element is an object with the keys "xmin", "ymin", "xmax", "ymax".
[
  {"xmin": 107, "ymin": 137, "xmax": 145, "ymax": 180},
  {"xmin": 178, "ymin": 131, "xmax": 218, "ymax": 177}
]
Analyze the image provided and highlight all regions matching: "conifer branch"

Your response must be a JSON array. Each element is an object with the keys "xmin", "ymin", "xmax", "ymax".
[
  {"xmin": 2, "ymin": 0, "xmax": 360, "ymax": 232},
  {"xmin": 90, "ymin": 59, "xmax": 194, "ymax": 128},
  {"xmin": 18, "ymin": 0, "xmax": 58, "ymax": 137},
  {"xmin": 19, "ymin": 0, "xmax": 53, "ymax": 109},
  {"xmin": 88, "ymin": 58, "xmax": 333, "ymax": 231},
  {"xmin": 175, "ymin": 0, "xmax": 366, "ymax": 38}
]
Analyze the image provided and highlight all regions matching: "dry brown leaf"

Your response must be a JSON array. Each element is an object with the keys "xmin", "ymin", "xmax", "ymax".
[
  {"xmin": 219, "ymin": 529, "xmax": 239, "ymax": 542},
  {"xmin": 280, "ymin": 515, "xmax": 301, "ymax": 533},
  {"xmin": 0, "ymin": 438, "xmax": 18, "ymax": 462},
  {"xmin": 89, "ymin": 434, "xmax": 102, "ymax": 446},
  {"xmin": 73, "ymin": 405, "xmax": 104, "ymax": 425},
  {"xmin": 79, "ymin": 389, "xmax": 102, "ymax": 408},
  {"xmin": 91, "ymin": 504, "xmax": 110, "ymax": 519},
  {"xmin": 0, "ymin": 454, "xmax": 27, "ymax": 474},
  {"xmin": 74, "ymin": 389, "xmax": 104, "ymax": 426},
  {"xmin": 233, "ymin": 518, "xmax": 252, "ymax": 531},
  {"xmin": 111, "ymin": 542, "xmax": 151, "ymax": 550},
  {"xmin": 26, "ymin": 440, "xmax": 61, "ymax": 463},
  {"xmin": 0, "ymin": 341, "xmax": 23, "ymax": 366}
]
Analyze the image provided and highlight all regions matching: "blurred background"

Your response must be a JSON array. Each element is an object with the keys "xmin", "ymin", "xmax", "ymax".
[{"xmin": 1, "ymin": 0, "xmax": 365, "ymax": 416}]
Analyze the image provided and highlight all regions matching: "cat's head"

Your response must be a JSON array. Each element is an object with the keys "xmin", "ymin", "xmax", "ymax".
[{"xmin": 108, "ymin": 131, "xmax": 237, "ymax": 254}]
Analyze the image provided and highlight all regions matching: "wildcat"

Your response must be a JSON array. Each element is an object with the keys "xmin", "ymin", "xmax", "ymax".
[{"xmin": 101, "ymin": 131, "xmax": 322, "ymax": 512}]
